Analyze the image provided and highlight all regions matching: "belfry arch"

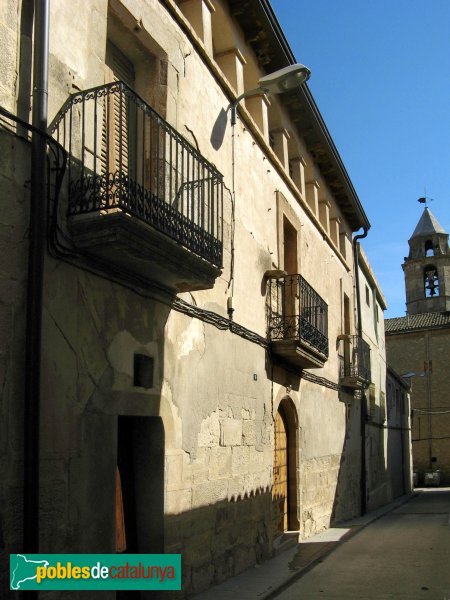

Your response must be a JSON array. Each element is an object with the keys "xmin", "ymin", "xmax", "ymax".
[{"xmin": 424, "ymin": 264, "xmax": 440, "ymax": 297}]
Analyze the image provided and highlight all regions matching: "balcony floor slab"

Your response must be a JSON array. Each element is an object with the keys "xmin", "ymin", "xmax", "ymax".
[
  {"xmin": 271, "ymin": 339, "xmax": 327, "ymax": 369},
  {"xmin": 69, "ymin": 209, "xmax": 221, "ymax": 293}
]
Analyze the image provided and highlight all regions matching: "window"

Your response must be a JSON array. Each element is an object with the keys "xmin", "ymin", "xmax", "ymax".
[
  {"xmin": 283, "ymin": 216, "xmax": 298, "ymax": 275},
  {"xmin": 288, "ymin": 160, "xmax": 293, "ymax": 179},
  {"xmin": 269, "ymin": 131, "xmax": 275, "ymax": 151},
  {"xmin": 365, "ymin": 284, "xmax": 370, "ymax": 306},
  {"xmin": 133, "ymin": 354, "xmax": 154, "ymax": 389},
  {"xmin": 425, "ymin": 239, "xmax": 434, "ymax": 257}
]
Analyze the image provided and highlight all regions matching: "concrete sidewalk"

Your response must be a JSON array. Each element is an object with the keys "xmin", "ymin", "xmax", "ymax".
[{"xmin": 193, "ymin": 493, "xmax": 417, "ymax": 600}]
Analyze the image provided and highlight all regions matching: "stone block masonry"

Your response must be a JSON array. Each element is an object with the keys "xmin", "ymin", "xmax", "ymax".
[
  {"xmin": 300, "ymin": 455, "xmax": 341, "ymax": 538},
  {"xmin": 165, "ymin": 410, "xmax": 272, "ymax": 597}
]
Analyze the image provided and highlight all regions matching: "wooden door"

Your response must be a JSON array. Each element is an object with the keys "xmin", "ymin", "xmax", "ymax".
[
  {"xmin": 272, "ymin": 408, "xmax": 289, "ymax": 535},
  {"xmin": 282, "ymin": 217, "xmax": 298, "ymax": 337},
  {"xmin": 115, "ymin": 467, "xmax": 126, "ymax": 553}
]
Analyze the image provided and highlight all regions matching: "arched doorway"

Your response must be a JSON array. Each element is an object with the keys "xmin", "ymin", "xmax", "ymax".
[{"xmin": 272, "ymin": 399, "xmax": 299, "ymax": 537}]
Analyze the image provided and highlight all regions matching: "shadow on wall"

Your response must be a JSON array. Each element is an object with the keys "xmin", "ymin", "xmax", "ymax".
[
  {"xmin": 210, "ymin": 108, "xmax": 228, "ymax": 151},
  {"xmin": 386, "ymin": 422, "xmax": 410, "ymax": 498},
  {"xmin": 165, "ymin": 486, "xmax": 275, "ymax": 599},
  {"xmin": 332, "ymin": 387, "xmax": 410, "ymax": 525},
  {"xmin": 386, "ymin": 388, "xmax": 411, "ymax": 497},
  {"xmin": 331, "ymin": 391, "xmax": 364, "ymax": 524}
]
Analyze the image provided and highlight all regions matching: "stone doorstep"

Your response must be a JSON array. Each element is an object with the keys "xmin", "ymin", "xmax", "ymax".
[
  {"xmin": 272, "ymin": 531, "xmax": 299, "ymax": 557},
  {"xmin": 191, "ymin": 493, "xmax": 416, "ymax": 600}
]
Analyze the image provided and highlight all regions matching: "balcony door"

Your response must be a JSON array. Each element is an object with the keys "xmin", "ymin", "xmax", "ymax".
[
  {"xmin": 102, "ymin": 42, "xmax": 136, "ymax": 186},
  {"xmin": 282, "ymin": 216, "xmax": 299, "ymax": 338},
  {"xmin": 343, "ymin": 293, "xmax": 351, "ymax": 375}
]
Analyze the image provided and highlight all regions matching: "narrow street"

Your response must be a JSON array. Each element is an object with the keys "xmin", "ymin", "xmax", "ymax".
[{"xmin": 275, "ymin": 489, "xmax": 450, "ymax": 600}]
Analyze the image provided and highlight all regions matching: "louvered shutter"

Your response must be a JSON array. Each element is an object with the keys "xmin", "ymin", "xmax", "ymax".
[{"xmin": 101, "ymin": 42, "xmax": 135, "ymax": 179}]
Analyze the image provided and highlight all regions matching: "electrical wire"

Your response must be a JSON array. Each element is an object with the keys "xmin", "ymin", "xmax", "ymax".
[
  {"xmin": 414, "ymin": 409, "xmax": 450, "ymax": 415},
  {"xmin": 226, "ymin": 115, "xmax": 236, "ymax": 294},
  {"xmin": 1, "ymin": 104, "xmax": 344, "ymax": 395}
]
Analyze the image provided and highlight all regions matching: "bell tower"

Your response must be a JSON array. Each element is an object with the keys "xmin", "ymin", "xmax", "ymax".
[{"xmin": 402, "ymin": 207, "xmax": 450, "ymax": 314}]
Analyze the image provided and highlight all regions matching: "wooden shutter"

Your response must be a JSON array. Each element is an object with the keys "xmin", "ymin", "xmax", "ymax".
[{"xmin": 101, "ymin": 42, "xmax": 135, "ymax": 177}]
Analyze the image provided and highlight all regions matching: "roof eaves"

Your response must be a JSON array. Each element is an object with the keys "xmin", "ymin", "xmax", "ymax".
[{"xmin": 233, "ymin": 0, "xmax": 371, "ymax": 232}]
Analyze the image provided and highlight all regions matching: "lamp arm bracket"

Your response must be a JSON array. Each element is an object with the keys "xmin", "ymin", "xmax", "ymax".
[{"xmin": 229, "ymin": 87, "xmax": 269, "ymax": 126}]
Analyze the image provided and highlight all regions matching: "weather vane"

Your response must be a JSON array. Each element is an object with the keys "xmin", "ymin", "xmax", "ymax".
[{"xmin": 418, "ymin": 192, "xmax": 434, "ymax": 204}]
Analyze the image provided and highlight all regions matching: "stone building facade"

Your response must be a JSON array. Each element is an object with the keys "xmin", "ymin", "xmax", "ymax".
[
  {"xmin": 340, "ymin": 246, "xmax": 412, "ymax": 513},
  {"xmin": 386, "ymin": 207, "xmax": 450, "ymax": 486},
  {"xmin": 357, "ymin": 247, "xmax": 389, "ymax": 511},
  {"xmin": 0, "ymin": 0, "xmax": 403, "ymax": 597}
]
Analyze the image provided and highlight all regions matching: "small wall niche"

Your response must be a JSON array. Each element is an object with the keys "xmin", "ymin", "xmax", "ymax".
[{"xmin": 133, "ymin": 354, "xmax": 154, "ymax": 389}]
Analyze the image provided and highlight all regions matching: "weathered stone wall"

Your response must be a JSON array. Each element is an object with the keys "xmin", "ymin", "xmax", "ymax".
[
  {"xmin": 357, "ymin": 249, "xmax": 393, "ymax": 511},
  {"xmin": 0, "ymin": 1, "xmax": 388, "ymax": 598},
  {"xmin": 0, "ymin": 0, "xmax": 20, "ymax": 112},
  {"xmin": 0, "ymin": 128, "xmax": 30, "ymax": 598}
]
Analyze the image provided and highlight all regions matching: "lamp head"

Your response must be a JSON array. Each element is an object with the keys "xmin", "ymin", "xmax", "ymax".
[
  {"xmin": 229, "ymin": 63, "xmax": 311, "ymax": 126},
  {"xmin": 258, "ymin": 63, "xmax": 311, "ymax": 94}
]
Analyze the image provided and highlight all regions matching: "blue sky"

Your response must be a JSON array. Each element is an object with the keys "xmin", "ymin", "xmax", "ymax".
[{"xmin": 270, "ymin": 0, "xmax": 450, "ymax": 317}]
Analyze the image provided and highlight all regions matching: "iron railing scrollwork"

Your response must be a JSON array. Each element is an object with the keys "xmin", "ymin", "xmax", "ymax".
[
  {"xmin": 267, "ymin": 274, "xmax": 329, "ymax": 357},
  {"xmin": 50, "ymin": 81, "xmax": 223, "ymax": 267},
  {"xmin": 339, "ymin": 335, "xmax": 371, "ymax": 382}
]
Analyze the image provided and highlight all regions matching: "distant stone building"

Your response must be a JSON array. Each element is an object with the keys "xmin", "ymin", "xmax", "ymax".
[
  {"xmin": 349, "ymin": 246, "xmax": 412, "ymax": 512},
  {"xmin": 386, "ymin": 207, "xmax": 450, "ymax": 485}
]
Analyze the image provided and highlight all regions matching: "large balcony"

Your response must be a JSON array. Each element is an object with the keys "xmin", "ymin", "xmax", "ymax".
[
  {"xmin": 267, "ymin": 274, "xmax": 328, "ymax": 369},
  {"xmin": 338, "ymin": 335, "xmax": 371, "ymax": 388},
  {"xmin": 50, "ymin": 82, "xmax": 223, "ymax": 292}
]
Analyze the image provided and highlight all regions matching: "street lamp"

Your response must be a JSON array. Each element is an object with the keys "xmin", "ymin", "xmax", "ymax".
[
  {"xmin": 401, "ymin": 372, "xmax": 416, "ymax": 382},
  {"xmin": 230, "ymin": 63, "xmax": 311, "ymax": 125},
  {"xmin": 226, "ymin": 63, "xmax": 311, "ymax": 320}
]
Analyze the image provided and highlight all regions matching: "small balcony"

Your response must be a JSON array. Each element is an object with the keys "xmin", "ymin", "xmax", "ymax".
[
  {"xmin": 338, "ymin": 335, "xmax": 371, "ymax": 388},
  {"xmin": 50, "ymin": 82, "xmax": 223, "ymax": 292},
  {"xmin": 267, "ymin": 274, "xmax": 329, "ymax": 369}
]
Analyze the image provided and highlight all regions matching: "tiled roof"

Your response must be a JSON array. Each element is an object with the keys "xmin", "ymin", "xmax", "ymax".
[
  {"xmin": 410, "ymin": 207, "xmax": 447, "ymax": 238},
  {"xmin": 385, "ymin": 311, "xmax": 450, "ymax": 333}
]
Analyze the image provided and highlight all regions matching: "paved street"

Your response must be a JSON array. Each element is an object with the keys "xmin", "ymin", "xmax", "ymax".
[{"xmin": 275, "ymin": 489, "xmax": 450, "ymax": 600}]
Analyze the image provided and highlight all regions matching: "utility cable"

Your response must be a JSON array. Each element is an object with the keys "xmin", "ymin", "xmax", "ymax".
[{"xmin": 0, "ymin": 104, "xmax": 343, "ymax": 395}]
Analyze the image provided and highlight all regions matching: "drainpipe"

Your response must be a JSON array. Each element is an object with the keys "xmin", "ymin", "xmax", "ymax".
[
  {"xmin": 23, "ymin": 0, "xmax": 50, "ymax": 559},
  {"xmin": 353, "ymin": 227, "xmax": 368, "ymax": 515}
]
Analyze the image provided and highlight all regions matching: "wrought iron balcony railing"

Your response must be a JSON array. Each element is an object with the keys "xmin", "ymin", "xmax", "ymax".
[
  {"xmin": 50, "ymin": 81, "xmax": 223, "ymax": 268},
  {"xmin": 339, "ymin": 334, "xmax": 371, "ymax": 383},
  {"xmin": 267, "ymin": 274, "xmax": 329, "ymax": 358}
]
